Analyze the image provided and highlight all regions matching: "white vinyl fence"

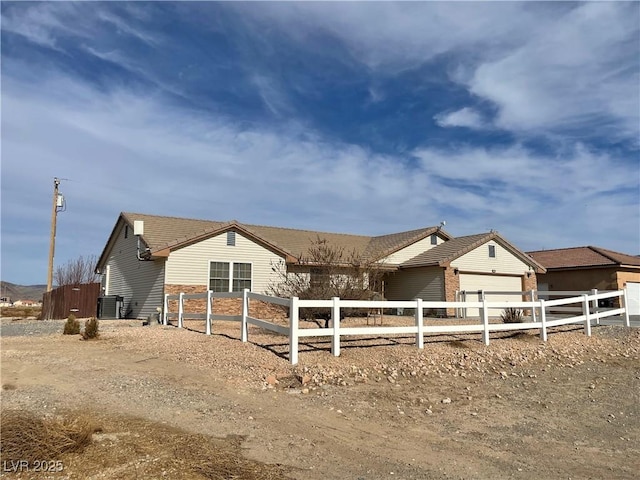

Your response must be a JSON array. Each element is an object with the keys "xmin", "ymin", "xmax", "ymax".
[{"xmin": 163, "ymin": 289, "xmax": 632, "ymax": 365}]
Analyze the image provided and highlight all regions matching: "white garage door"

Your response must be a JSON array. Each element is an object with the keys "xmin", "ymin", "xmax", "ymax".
[
  {"xmin": 626, "ymin": 283, "xmax": 640, "ymax": 316},
  {"xmin": 459, "ymin": 274, "xmax": 523, "ymax": 317}
]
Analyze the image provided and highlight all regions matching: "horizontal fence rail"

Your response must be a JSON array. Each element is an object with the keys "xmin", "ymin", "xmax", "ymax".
[{"xmin": 163, "ymin": 289, "xmax": 632, "ymax": 364}]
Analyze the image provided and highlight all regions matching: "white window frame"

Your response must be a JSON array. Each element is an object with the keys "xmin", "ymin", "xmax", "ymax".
[
  {"xmin": 208, "ymin": 260, "xmax": 253, "ymax": 292},
  {"xmin": 488, "ymin": 244, "xmax": 496, "ymax": 258},
  {"xmin": 430, "ymin": 234, "xmax": 438, "ymax": 245}
]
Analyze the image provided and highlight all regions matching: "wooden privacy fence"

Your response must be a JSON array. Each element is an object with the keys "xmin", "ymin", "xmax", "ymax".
[
  {"xmin": 41, "ymin": 283, "xmax": 101, "ymax": 320},
  {"xmin": 163, "ymin": 289, "xmax": 632, "ymax": 365}
]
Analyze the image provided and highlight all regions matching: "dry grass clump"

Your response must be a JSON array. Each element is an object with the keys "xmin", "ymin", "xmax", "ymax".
[
  {"xmin": 183, "ymin": 440, "xmax": 289, "ymax": 480},
  {"xmin": 0, "ymin": 410, "xmax": 100, "ymax": 463},
  {"xmin": 83, "ymin": 317, "xmax": 99, "ymax": 339},
  {"xmin": 63, "ymin": 314, "xmax": 80, "ymax": 335},
  {"xmin": 1, "ymin": 306, "xmax": 42, "ymax": 319}
]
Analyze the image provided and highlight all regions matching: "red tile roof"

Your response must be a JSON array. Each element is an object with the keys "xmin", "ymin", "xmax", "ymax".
[{"xmin": 527, "ymin": 246, "xmax": 640, "ymax": 269}]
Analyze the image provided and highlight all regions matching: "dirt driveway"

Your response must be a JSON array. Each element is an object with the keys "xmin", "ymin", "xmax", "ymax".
[{"xmin": 1, "ymin": 318, "xmax": 639, "ymax": 479}]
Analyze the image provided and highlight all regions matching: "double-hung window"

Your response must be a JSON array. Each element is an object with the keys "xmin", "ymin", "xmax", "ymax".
[{"xmin": 209, "ymin": 261, "xmax": 252, "ymax": 292}]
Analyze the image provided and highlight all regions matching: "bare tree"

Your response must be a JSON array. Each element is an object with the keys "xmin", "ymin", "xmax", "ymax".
[
  {"xmin": 267, "ymin": 237, "xmax": 386, "ymax": 325},
  {"xmin": 54, "ymin": 255, "xmax": 100, "ymax": 287}
]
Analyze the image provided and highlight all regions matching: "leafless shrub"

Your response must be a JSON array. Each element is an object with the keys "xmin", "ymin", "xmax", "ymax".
[
  {"xmin": 267, "ymin": 237, "xmax": 386, "ymax": 325},
  {"xmin": 54, "ymin": 255, "xmax": 99, "ymax": 287},
  {"xmin": 0, "ymin": 410, "xmax": 100, "ymax": 463}
]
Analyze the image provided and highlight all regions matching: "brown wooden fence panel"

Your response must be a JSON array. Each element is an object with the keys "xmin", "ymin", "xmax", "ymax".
[{"xmin": 41, "ymin": 283, "xmax": 101, "ymax": 320}]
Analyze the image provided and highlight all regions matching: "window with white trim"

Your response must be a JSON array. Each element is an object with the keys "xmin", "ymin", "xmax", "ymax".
[
  {"xmin": 233, "ymin": 263, "xmax": 251, "ymax": 291},
  {"xmin": 227, "ymin": 231, "xmax": 236, "ymax": 246},
  {"xmin": 430, "ymin": 234, "xmax": 438, "ymax": 245},
  {"xmin": 209, "ymin": 261, "xmax": 252, "ymax": 292},
  {"xmin": 488, "ymin": 245, "xmax": 496, "ymax": 258}
]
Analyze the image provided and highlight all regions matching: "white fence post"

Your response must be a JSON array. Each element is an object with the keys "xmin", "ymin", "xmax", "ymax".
[
  {"xmin": 241, "ymin": 289, "xmax": 249, "ymax": 342},
  {"xmin": 178, "ymin": 292, "xmax": 184, "ymax": 329},
  {"xmin": 289, "ymin": 297, "xmax": 299, "ymax": 365},
  {"xmin": 163, "ymin": 294, "xmax": 169, "ymax": 325},
  {"xmin": 464, "ymin": 290, "xmax": 469, "ymax": 318},
  {"xmin": 206, "ymin": 290, "xmax": 212, "ymax": 335},
  {"xmin": 530, "ymin": 289, "xmax": 537, "ymax": 322},
  {"xmin": 332, "ymin": 297, "xmax": 341, "ymax": 357},
  {"xmin": 582, "ymin": 294, "xmax": 591, "ymax": 337},
  {"xmin": 454, "ymin": 291, "xmax": 459, "ymax": 318},
  {"xmin": 481, "ymin": 295, "xmax": 490, "ymax": 346},
  {"xmin": 591, "ymin": 288, "xmax": 599, "ymax": 325},
  {"xmin": 539, "ymin": 298, "xmax": 547, "ymax": 342},
  {"xmin": 622, "ymin": 288, "xmax": 631, "ymax": 327},
  {"xmin": 415, "ymin": 298, "xmax": 424, "ymax": 349}
]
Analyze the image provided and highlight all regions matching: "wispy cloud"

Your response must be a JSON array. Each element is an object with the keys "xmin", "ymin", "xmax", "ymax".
[
  {"xmin": 467, "ymin": 2, "xmax": 640, "ymax": 141},
  {"xmin": 1, "ymin": 2, "xmax": 638, "ymax": 284},
  {"xmin": 231, "ymin": 2, "xmax": 639, "ymax": 144},
  {"xmin": 3, "ymin": 69, "xmax": 638, "ymax": 284},
  {"xmin": 434, "ymin": 107, "xmax": 485, "ymax": 129}
]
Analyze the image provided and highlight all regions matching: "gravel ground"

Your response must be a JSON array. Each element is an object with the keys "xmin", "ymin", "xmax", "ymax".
[
  {"xmin": 1, "ymin": 317, "xmax": 639, "ymax": 479},
  {"xmin": 0, "ymin": 319, "xmax": 67, "ymax": 337}
]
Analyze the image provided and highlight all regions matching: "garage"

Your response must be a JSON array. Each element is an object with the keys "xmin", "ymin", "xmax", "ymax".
[
  {"xmin": 459, "ymin": 273, "xmax": 523, "ymax": 317},
  {"xmin": 626, "ymin": 282, "xmax": 640, "ymax": 316}
]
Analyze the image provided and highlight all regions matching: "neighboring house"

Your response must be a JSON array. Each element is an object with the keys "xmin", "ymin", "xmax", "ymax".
[
  {"xmin": 96, "ymin": 212, "xmax": 543, "ymax": 319},
  {"xmin": 527, "ymin": 246, "xmax": 640, "ymax": 315},
  {"xmin": 12, "ymin": 300, "xmax": 41, "ymax": 307}
]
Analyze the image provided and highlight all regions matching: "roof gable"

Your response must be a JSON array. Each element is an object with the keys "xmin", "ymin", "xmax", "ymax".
[
  {"xmin": 527, "ymin": 246, "xmax": 640, "ymax": 269},
  {"xmin": 402, "ymin": 232, "xmax": 546, "ymax": 272},
  {"xmin": 366, "ymin": 227, "xmax": 452, "ymax": 261}
]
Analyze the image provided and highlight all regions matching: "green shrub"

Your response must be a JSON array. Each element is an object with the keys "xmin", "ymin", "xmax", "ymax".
[
  {"xmin": 63, "ymin": 314, "xmax": 80, "ymax": 335},
  {"xmin": 501, "ymin": 308, "xmax": 524, "ymax": 324},
  {"xmin": 82, "ymin": 317, "xmax": 99, "ymax": 340}
]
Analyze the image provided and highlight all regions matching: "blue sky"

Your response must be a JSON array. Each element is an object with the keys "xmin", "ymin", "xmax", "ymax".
[{"xmin": 1, "ymin": 1, "xmax": 639, "ymax": 285}]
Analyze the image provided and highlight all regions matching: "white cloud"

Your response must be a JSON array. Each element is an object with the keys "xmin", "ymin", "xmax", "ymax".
[
  {"xmin": 468, "ymin": 2, "xmax": 640, "ymax": 139},
  {"xmin": 232, "ymin": 2, "xmax": 639, "ymax": 142},
  {"xmin": 2, "ymin": 68, "xmax": 638, "ymax": 284},
  {"xmin": 434, "ymin": 107, "xmax": 485, "ymax": 129}
]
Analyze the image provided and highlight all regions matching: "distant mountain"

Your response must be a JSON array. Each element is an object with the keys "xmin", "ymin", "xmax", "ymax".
[{"xmin": 0, "ymin": 282, "xmax": 47, "ymax": 301}]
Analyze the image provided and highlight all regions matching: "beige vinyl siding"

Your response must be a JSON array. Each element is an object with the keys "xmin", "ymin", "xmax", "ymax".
[
  {"xmin": 385, "ymin": 267, "xmax": 444, "ymax": 301},
  {"xmin": 381, "ymin": 235, "xmax": 445, "ymax": 265},
  {"xmin": 106, "ymin": 223, "xmax": 166, "ymax": 319},
  {"xmin": 451, "ymin": 240, "xmax": 530, "ymax": 275},
  {"xmin": 165, "ymin": 231, "xmax": 284, "ymax": 293}
]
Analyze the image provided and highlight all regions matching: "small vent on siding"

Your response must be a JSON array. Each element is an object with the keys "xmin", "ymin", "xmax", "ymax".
[{"xmin": 227, "ymin": 231, "xmax": 236, "ymax": 246}]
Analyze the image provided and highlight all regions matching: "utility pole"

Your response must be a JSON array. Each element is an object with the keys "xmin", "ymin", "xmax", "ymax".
[{"xmin": 46, "ymin": 177, "xmax": 62, "ymax": 292}]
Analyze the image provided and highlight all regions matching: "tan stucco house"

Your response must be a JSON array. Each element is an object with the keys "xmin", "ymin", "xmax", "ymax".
[
  {"xmin": 527, "ymin": 246, "xmax": 640, "ymax": 314},
  {"xmin": 96, "ymin": 212, "xmax": 544, "ymax": 319}
]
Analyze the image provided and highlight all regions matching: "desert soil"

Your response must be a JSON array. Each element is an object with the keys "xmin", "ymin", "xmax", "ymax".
[{"xmin": 1, "ymin": 317, "xmax": 639, "ymax": 480}]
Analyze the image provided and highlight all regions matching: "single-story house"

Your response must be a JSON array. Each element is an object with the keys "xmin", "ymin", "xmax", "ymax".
[
  {"xmin": 527, "ymin": 246, "xmax": 640, "ymax": 315},
  {"xmin": 12, "ymin": 299, "xmax": 41, "ymax": 307},
  {"xmin": 95, "ymin": 212, "xmax": 545, "ymax": 319}
]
